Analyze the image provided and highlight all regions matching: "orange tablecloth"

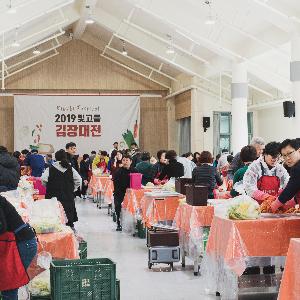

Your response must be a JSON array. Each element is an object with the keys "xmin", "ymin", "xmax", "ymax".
[
  {"xmin": 278, "ymin": 238, "xmax": 300, "ymax": 300},
  {"xmin": 173, "ymin": 203, "xmax": 214, "ymax": 260},
  {"xmin": 174, "ymin": 203, "xmax": 214, "ymax": 234},
  {"xmin": 88, "ymin": 175, "xmax": 113, "ymax": 204},
  {"xmin": 28, "ymin": 226, "xmax": 79, "ymax": 279},
  {"xmin": 206, "ymin": 216, "xmax": 300, "ymax": 276},
  {"xmin": 122, "ymin": 188, "xmax": 147, "ymax": 216},
  {"xmin": 140, "ymin": 195, "xmax": 182, "ymax": 228}
]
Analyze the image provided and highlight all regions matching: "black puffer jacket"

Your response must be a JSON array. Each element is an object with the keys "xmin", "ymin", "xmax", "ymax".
[{"xmin": 0, "ymin": 152, "xmax": 20, "ymax": 190}]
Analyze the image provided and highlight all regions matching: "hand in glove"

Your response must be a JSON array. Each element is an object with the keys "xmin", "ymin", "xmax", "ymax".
[
  {"xmin": 283, "ymin": 199, "xmax": 296, "ymax": 211},
  {"xmin": 270, "ymin": 199, "xmax": 283, "ymax": 213}
]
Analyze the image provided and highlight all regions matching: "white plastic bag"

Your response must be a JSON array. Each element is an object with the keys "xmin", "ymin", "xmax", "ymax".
[{"xmin": 37, "ymin": 251, "xmax": 52, "ymax": 270}]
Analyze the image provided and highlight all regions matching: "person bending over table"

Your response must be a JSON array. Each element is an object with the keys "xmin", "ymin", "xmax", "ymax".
[
  {"xmin": 243, "ymin": 142, "xmax": 289, "ymax": 204},
  {"xmin": 271, "ymin": 139, "xmax": 300, "ymax": 212}
]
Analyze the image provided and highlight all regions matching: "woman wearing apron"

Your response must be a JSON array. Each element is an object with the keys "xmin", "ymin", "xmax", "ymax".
[
  {"xmin": 0, "ymin": 195, "xmax": 37, "ymax": 300},
  {"xmin": 243, "ymin": 142, "xmax": 289, "ymax": 204}
]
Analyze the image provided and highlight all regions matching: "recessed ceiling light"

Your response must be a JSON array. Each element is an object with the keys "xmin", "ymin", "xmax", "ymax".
[
  {"xmin": 7, "ymin": 0, "xmax": 16, "ymax": 14},
  {"xmin": 11, "ymin": 40, "xmax": 20, "ymax": 47},
  {"xmin": 33, "ymin": 48, "xmax": 41, "ymax": 55},
  {"xmin": 121, "ymin": 40, "xmax": 128, "ymax": 56},
  {"xmin": 166, "ymin": 46, "xmax": 175, "ymax": 54},
  {"xmin": 205, "ymin": 15, "xmax": 216, "ymax": 25}
]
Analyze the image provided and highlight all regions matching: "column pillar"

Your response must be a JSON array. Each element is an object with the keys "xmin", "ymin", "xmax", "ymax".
[
  {"xmin": 291, "ymin": 35, "xmax": 300, "ymax": 129},
  {"xmin": 231, "ymin": 63, "xmax": 248, "ymax": 154}
]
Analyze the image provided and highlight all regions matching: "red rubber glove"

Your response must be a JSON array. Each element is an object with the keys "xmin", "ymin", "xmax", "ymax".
[
  {"xmin": 283, "ymin": 199, "xmax": 296, "ymax": 211},
  {"xmin": 270, "ymin": 199, "xmax": 283, "ymax": 213}
]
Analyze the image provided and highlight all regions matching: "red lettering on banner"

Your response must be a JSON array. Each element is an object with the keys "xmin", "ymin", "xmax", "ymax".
[
  {"xmin": 56, "ymin": 125, "xmax": 66, "ymax": 137},
  {"xmin": 67, "ymin": 125, "xmax": 78, "ymax": 137},
  {"xmin": 79, "ymin": 125, "xmax": 90, "ymax": 137},
  {"xmin": 90, "ymin": 125, "xmax": 101, "ymax": 137}
]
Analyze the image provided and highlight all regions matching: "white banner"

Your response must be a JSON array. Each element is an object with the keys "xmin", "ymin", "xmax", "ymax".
[{"xmin": 14, "ymin": 95, "xmax": 140, "ymax": 155}]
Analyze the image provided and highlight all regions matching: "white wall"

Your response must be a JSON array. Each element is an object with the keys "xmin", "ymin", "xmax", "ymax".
[
  {"xmin": 191, "ymin": 89, "xmax": 232, "ymax": 154},
  {"xmin": 256, "ymin": 105, "xmax": 299, "ymax": 142}
]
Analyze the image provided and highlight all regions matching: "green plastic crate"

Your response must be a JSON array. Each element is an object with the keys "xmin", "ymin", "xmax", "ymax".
[
  {"xmin": 116, "ymin": 279, "xmax": 120, "ymax": 300},
  {"xmin": 136, "ymin": 220, "xmax": 146, "ymax": 239},
  {"xmin": 50, "ymin": 258, "xmax": 116, "ymax": 300},
  {"xmin": 79, "ymin": 240, "xmax": 88, "ymax": 259},
  {"xmin": 202, "ymin": 226, "xmax": 210, "ymax": 252}
]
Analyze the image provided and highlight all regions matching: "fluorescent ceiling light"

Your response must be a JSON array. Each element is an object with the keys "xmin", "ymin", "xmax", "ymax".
[
  {"xmin": 205, "ymin": 15, "xmax": 216, "ymax": 25},
  {"xmin": 166, "ymin": 46, "xmax": 175, "ymax": 54},
  {"xmin": 122, "ymin": 49, "xmax": 128, "ymax": 56}
]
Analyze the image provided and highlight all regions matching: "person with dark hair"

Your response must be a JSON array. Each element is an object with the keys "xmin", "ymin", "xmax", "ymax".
[
  {"xmin": 270, "ymin": 139, "xmax": 300, "ymax": 212},
  {"xmin": 231, "ymin": 137, "xmax": 266, "ymax": 174},
  {"xmin": 158, "ymin": 150, "xmax": 184, "ymax": 180},
  {"xmin": 109, "ymin": 142, "xmax": 119, "ymax": 157},
  {"xmin": 23, "ymin": 149, "xmax": 45, "ymax": 177},
  {"xmin": 192, "ymin": 151, "xmax": 223, "ymax": 198},
  {"xmin": 153, "ymin": 150, "xmax": 167, "ymax": 179},
  {"xmin": 80, "ymin": 154, "xmax": 90, "ymax": 199},
  {"xmin": 113, "ymin": 154, "xmax": 138, "ymax": 231},
  {"xmin": 130, "ymin": 143, "xmax": 141, "ymax": 168},
  {"xmin": 45, "ymin": 154, "xmax": 55, "ymax": 168},
  {"xmin": 136, "ymin": 152, "xmax": 155, "ymax": 185},
  {"xmin": 213, "ymin": 153, "xmax": 221, "ymax": 168},
  {"xmin": 185, "ymin": 152, "xmax": 193, "ymax": 161},
  {"xmin": 41, "ymin": 149, "xmax": 82, "ymax": 229},
  {"xmin": 193, "ymin": 152, "xmax": 201, "ymax": 165},
  {"xmin": 243, "ymin": 142, "xmax": 289, "ymax": 203},
  {"xmin": 65, "ymin": 142, "xmax": 79, "ymax": 172},
  {"xmin": 89, "ymin": 151, "xmax": 96, "ymax": 169},
  {"xmin": 13, "ymin": 151, "xmax": 21, "ymax": 160},
  {"xmin": 0, "ymin": 146, "xmax": 20, "ymax": 192},
  {"xmin": 0, "ymin": 195, "xmax": 37, "ymax": 299},
  {"xmin": 110, "ymin": 151, "xmax": 123, "ymax": 179},
  {"xmin": 230, "ymin": 145, "xmax": 257, "ymax": 197}
]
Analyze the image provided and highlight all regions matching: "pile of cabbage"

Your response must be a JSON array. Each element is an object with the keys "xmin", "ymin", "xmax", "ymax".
[{"xmin": 227, "ymin": 195, "xmax": 260, "ymax": 220}]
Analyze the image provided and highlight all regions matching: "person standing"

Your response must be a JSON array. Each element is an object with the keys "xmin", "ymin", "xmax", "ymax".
[
  {"xmin": 0, "ymin": 146, "xmax": 20, "ymax": 192},
  {"xmin": 24, "ymin": 149, "xmax": 45, "ymax": 177},
  {"xmin": 80, "ymin": 154, "xmax": 90, "ymax": 200},
  {"xmin": 113, "ymin": 155, "xmax": 137, "ymax": 231},
  {"xmin": 41, "ymin": 150, "xmax": 82, "ymax": 230},
  {"xmin": 0, "ymin": 195, "xmax": 37, "ymax": 300},
  {"xmin": 65, "ymin": 142, "xmax": 79, "ymax": 172},
  {"xmin": 136, "ymin": 152, "xmax": 156, "ymax": 185},
  {"xmin": 109, "ymin": 142, "xmax": 119, "ymax": 157}
]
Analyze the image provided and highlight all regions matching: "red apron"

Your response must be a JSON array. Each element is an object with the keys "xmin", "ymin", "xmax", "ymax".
[
  {"xmin": 257, "ymin": 163, "xmax": 280, "ymax": 203},
  {"xmin": 0, "ymin": 232, "xmax": 29, "ymax": 291}
]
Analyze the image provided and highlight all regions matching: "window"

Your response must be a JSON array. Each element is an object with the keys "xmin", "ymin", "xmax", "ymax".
[
  {"xmin": 213, "ymin": 112, "xmax": 254, "ymax": 156},
  {"xmin": 179, "ymin": 117, "xmax": 191, "ymax": 155}
]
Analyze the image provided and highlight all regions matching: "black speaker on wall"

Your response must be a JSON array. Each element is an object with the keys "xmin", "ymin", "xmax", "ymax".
[
  {"xmin": 283, "ymin": 101, "xmax": 295, "ymax": 118},
  {"xmin": 203, "ymin": 117, "xmax": 210, "ymax": 132}
]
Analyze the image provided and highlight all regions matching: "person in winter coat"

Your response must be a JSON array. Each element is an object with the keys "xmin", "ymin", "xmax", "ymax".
[
  {"xmin": 113, "ymin": 154, "xmax": 137, "ymax": 231},
  {"xmin": 136, "ymin": 152, "xmax": 156, "ymax": 185},
  {"xmin": 192, "ymin": 151, "xmax": 223, "ymax": 199},
  {"xmin": 0, "ymin": 195, "xmax": 37, "ymax": 300},
  {"xmin": 270, "ymin": 139, "xmax": 300, "ymax": 212},
  {"xmin": 24, "ymin": 149, "xmax": 45, "ymax": 177},
  {"xmin": 65, "ymin": 142, "xmax": 79, "ymax": 172},
  {"xmin": 0, "ymin": 146, "xmax": 20, "ymax": 192},
  {"xmin": 243, "ymin": 142, "xmax": 289, "ymax": 204},
  {"xmin": 153, "ymin": 150, "xmax": 167, "ymax": 179},
  {"xmin": 110, "ymin": 151, "xmax": 123, "ymax": 179},
  {"xmin": 158, "ymin": 150, "xmax": 184, "ymax": 180},
  {"xmin": 41, "ymin": 149, "xmax": 82, "ymax": 230},
  {"xmin": 80, "ymin": 154, "xmax": 90, "ymax": 199}
]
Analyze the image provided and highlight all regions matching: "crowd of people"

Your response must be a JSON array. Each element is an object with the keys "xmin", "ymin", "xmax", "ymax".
[{"xmin": 2, "ymin": 136, "xmax": 300, "ymax": 298}]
